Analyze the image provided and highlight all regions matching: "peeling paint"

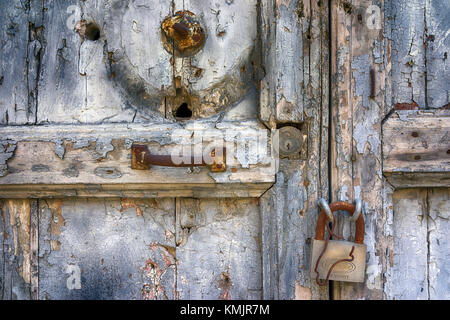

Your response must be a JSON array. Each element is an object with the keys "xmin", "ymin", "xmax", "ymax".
[
  {"xmin": 337, "ymin": 45, "xmax": 349, "ymax": 83},
  {"xmin": 353, "ymin": 100, "xmax": 380, "ymax": 155},
  {"xmin": 91, "ymin": 138, "xmax": 114, "ymax": 160},
  {"xmin": 218, "ymin": 272, "xmax": 232, "ymax": 300},
  {"xmin": 52, "ymin": 139, "xmax": 65, "ymax": 159},
  {"xmin": 120, "ymin": 198, "xmax": 143, "ymax": 216},
  {"xmin": 0, "ymin": 140, "xmax": 17, "ymax": 176},
  {"xmin": 5, "ymin": 200, "xmax": 31, "ymax": 284},
  {"xmin": 352, "ymin": 54, "xmax": 371, "ymax": 108},
  {"xmin": 142, "ymin": 242, "xmax": 176, "ymax": 300},
  {"xmin": 48, "ymin": 199, "xmax": 65, "ymax": 251}
]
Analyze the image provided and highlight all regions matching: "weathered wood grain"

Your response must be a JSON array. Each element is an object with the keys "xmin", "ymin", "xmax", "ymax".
[
  {"xmin": 37, "ymin": 0, "xmax": 85, "ymax": 123},
  {"xmin": 427, "ymin": 188, "xmax": 449, "ymax": 300},
  {"xmin": 260, "ymin": 0, "xmax": 329, "ymax": 300},
  {"xmin": 331, "ymin": 0, "xmax": 386, "ymax": 299},
  {"xmin": 37, "ymin": 0, "xmax": 137, "ymax": 123},
  {"xmin": 0, "ymin": 199, "xmax": 33, "ymax": 299},
  {"xmin": 259, "ymin": 0, "xmax": 305, "ymax": 126},
  {"xmin": 385, "ymin": 188, "xmax": 449, "ymax": 300},
  {"xmin": 30, "ymin": 199, "xmax": 39, "ymax": 300},
  {"xmin": 0, "ymin": 121, "xmax": 275, "ymax": 198},
  {"xmin": 176, "ymin": 198, "xmax": 262, "ymax": 299},
  {"xmin": 385, "ymin": 189, "xmax": 429, "ymax": 299},
  {"xmin": 425, "ymin": 0, "xmax": 450, "ymax": 109},
  {"xmin": 383, "ymin": 111, "xmax": 450, "ymax": 185},
  {"xmin": 0, "ymin": 0, "xmax": 43, "ymax": 124},
  {"xmin": 390, "ymin": 0, "xmax": 426, "ymax": 109},
  {"xmin": 38, "ymin": 198, "xmax": 176, "ymax": 299}
]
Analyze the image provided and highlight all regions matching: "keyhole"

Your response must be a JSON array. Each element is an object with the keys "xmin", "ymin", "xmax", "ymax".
[
  {"xmin": 175, "ymin": 103, "xmax": 192, "ymax": 119},
  {"xmin": 285, "ymin": 141, "xmax": 291, "ymax": 150}
]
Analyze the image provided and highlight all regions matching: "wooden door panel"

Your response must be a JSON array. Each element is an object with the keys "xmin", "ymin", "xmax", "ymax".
[
  {"xmin": 175, "ymin": 199, "xmax": 262, "ymax": 300},
  {"xmin": 0, "ymin": 200, "xmax": 37, "ymax": 299},
  {"xmin": 38, "ymin": 198, "xmax": 176, "ymax": 300},
  {"xmin": 4, "ymin": 0, "xmax": 448, "ymax": 301},
  {"xmin": 385, "ymin": 188, "xmax": 449, "ymax": 300}
]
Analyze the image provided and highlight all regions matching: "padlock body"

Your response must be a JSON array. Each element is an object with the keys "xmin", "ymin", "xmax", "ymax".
[{"xmin": 310, "ymin": 240, "xmax": 366, "ymax": 283}]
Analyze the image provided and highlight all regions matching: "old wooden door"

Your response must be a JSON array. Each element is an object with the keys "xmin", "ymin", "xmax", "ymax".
[
  {"xmin": 0, "ymin": 0, "xmax": 328, "ymax": 300},
  {"xmin": 0, "ymin": 0, "xmax": 448, "ymax": 300}
]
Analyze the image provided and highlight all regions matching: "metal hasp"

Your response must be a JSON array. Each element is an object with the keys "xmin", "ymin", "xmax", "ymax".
[
  {"xmin": 310, "ymin": 199, "xmax": 367, "ymax": 284},
  {"xmin": 131, "ymin": 144, "xmax": 226, "ymax": 172}
]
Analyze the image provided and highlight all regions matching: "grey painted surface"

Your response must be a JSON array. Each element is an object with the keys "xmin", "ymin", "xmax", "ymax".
[
  {"xmin": 426, "ymin": 0, "xmax": 450, "ymax": 109},
  {"xmin": 38, "ymin": 198, "xmax": 176, "ymax": 299},
  {"xmin": 385, "ymin": 188, "xmax": 449, "ymax": 300},
  {"xmin": 176, "ymin": 199, "xmax": 262, "ymax": 299},
  {"xmin": 389, "ymin": 0, "xmax": 449, "ymax": 109},
  {"xmin": 0, "ymin": 0, "xmax": 449, "ymax": 301}
]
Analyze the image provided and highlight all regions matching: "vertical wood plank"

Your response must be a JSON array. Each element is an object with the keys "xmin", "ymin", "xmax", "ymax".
[
  {"xmin": 427, "ymin": 188, "xmax": 449, "ymax": 299},
  {"xmin": 259, "ymin": 0, "xmax": 305, "ymax": 126},
  {"xmin": 390, "ymin": 0, "xmax": 426, "ymax": 109},
  {"xmin": 260, "ymin": 0, "xmax": 329, "ymax": 300},
  {"xmin": 79, "ymin": 0, "xmax": 135, "ymax": 123},
  {"xmin": 30, "ymin": 199, "xmax": 39, "ymax": 300},
  {"xmin": 176, "ymin": 198, "xmax": 262, "ymax": 300},
  {"xmin": 0, "ymin": 0, "xmax": 44, "ymax": 124},
  {"xmin": 37, "ymin": 0, "xmax": 85, "ymax": 123},
  {"xmin": 38, "ymin": 198, "xmax": 176, "ymax": 300},
  {"xmin": 330, "ymin": 0, "xmax": 353, "ymax": 207},
  {"xmin": 385, "ymin": 189, "xmax": 429, "ymax": 299},
  {"xmin": 0, "ymin": 199, "xmax": 32, "ymax": 300},
  {"xmin": 425, "ymin": 0, "xmax": 450, "ymax": 109},
  {"xmin": 331, "ymin": 0, "xmax": 386, "ymax": 299}
]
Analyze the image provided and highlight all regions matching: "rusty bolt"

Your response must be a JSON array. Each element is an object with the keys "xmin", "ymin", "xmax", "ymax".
[{"xmin": 161, "ymin": 11, "xmax": 206, "ymax": 58}]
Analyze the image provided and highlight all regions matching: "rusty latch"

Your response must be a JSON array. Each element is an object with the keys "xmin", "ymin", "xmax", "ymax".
[{"xmin": 131, "ymin": 144, "xmax": 226, "ymax": 172}]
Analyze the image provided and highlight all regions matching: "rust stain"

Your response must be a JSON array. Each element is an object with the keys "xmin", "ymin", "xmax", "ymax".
[
  {"xmin": 48, "ymin": 199, "xmax": 65, "ymax": 251},
  {"xmin": 161, "ymin": 11, "xmax": 205, "ymax": 57},
  {"xmin": 120, "ymin": 198, "xmax": 143, "ymax": 216},
  {"xmin": 395, "ymin": 101, "xmax": 419, "ymax": 110},
  {"xmin": 5, "ymin": 200, "xmax": 31, "ymax": 284},
  {"xmin": 218, "ymin": 272, "xmax": 232, "ymax": 300}
]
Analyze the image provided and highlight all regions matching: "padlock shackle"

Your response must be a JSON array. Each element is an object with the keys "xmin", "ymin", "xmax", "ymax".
[{"xmin": 315, "ymin": 201, "xmax": 365, "ymax": 244}]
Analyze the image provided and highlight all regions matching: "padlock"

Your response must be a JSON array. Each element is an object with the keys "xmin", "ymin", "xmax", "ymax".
[{"xmin": 310, "ymin": 199, "xmax": 366, "ymax": 284}]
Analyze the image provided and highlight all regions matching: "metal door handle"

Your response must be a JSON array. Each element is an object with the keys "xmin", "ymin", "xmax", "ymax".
[{"xmin": 131, "ymin": 144, "xmax": 226, "ymax": 172}]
